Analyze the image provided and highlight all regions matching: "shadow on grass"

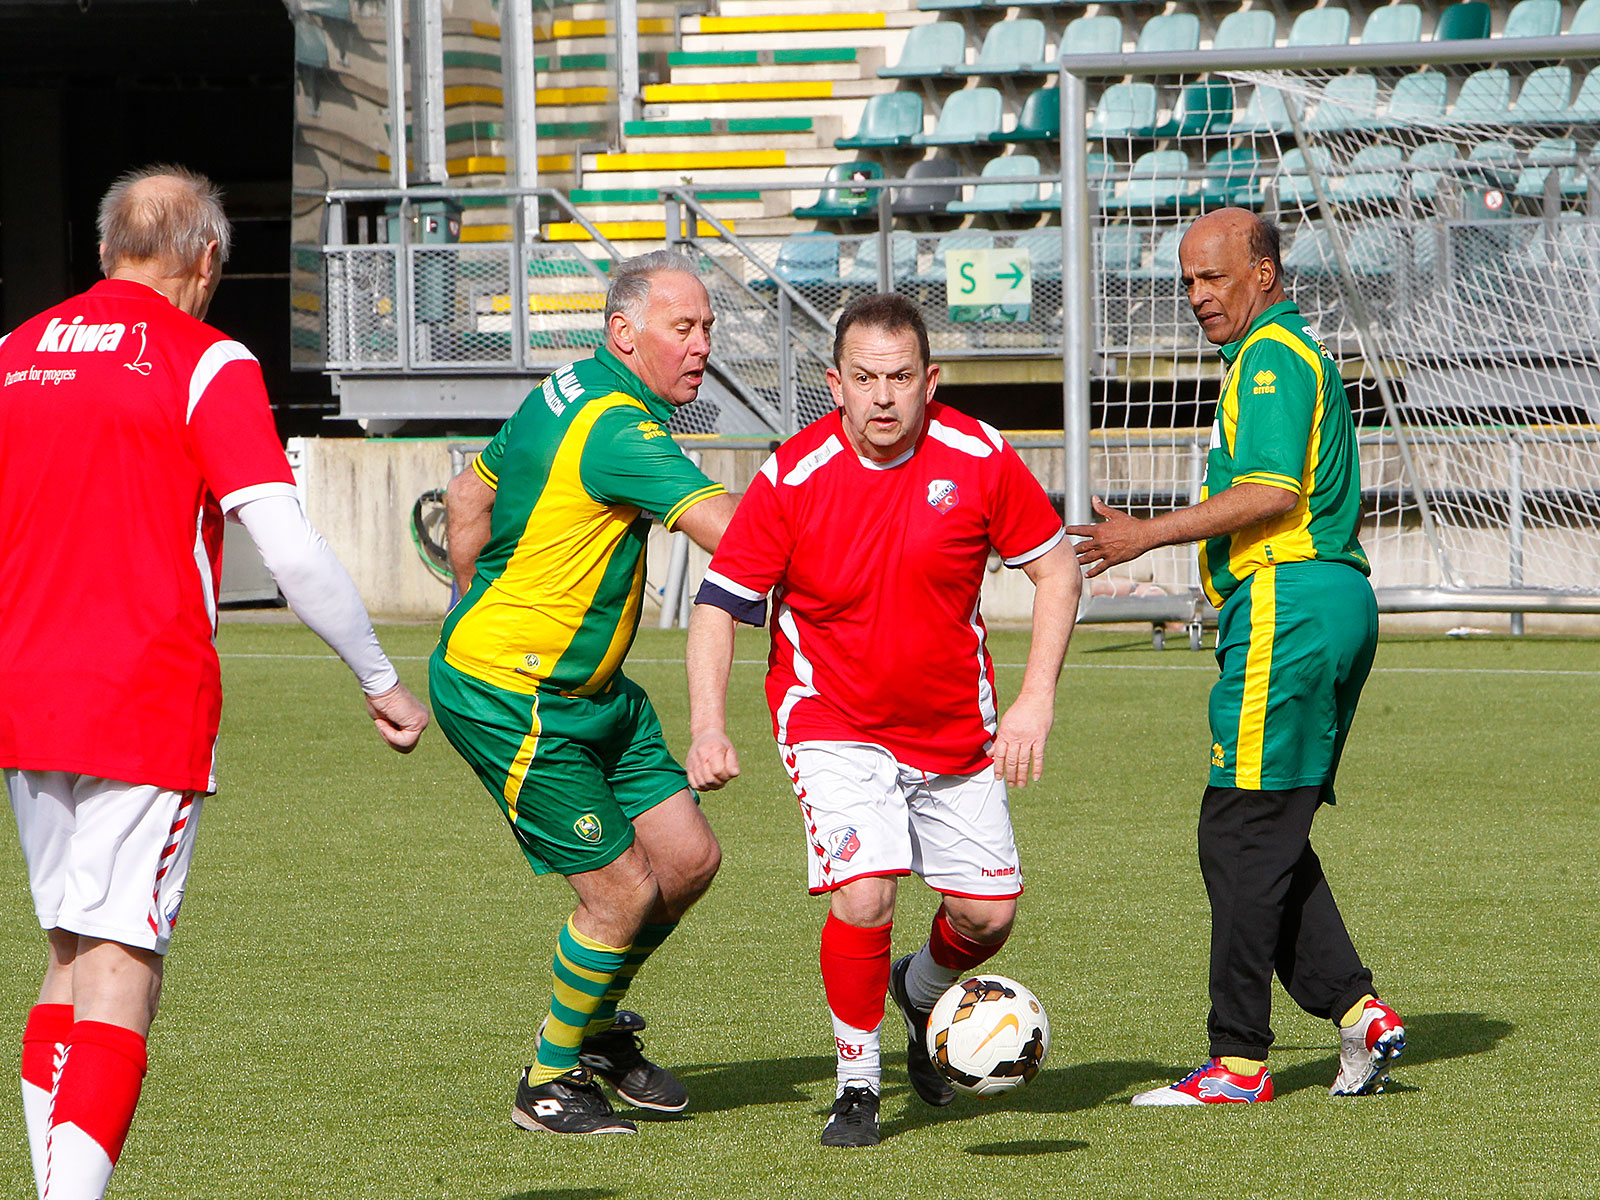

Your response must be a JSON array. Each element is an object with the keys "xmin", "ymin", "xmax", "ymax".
[
  {"xmin": 1270, "ymin": 1011, "xmax": 1514, "ymax": 1098},
  {"xmin": 674, "ymin": 1054, "xmax": 837, "ymax": 1113},
  {"xmin": 968, "ymin": 1139, "xmax": 1089, "ymax": 1156},
  {"xmin": 881, "ymin": 1058, "xmax": 1172, "ymax": 1136},
  {"xmin": 501, "ymin": 1191, "xmax": 614, "ymax": 1200}
]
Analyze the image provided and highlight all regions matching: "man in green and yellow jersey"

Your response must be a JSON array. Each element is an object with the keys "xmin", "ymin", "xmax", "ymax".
[
  {"xmin": 430, "ymin": 250, "xmax": 737, "ymax": 1135},
  {"xmin": 1066, "ymin": 210, "xmax": 1404, "ymax": 1107}
]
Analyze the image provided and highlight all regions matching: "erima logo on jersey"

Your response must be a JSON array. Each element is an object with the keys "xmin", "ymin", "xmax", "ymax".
[
  {"xmin": 541, "ymin": 365, "xmax": 584, "ymax": 416},
  {"xmin": 927, "ymin": 479, "xmax": 959, "ymax": 515},
  {"xmin": 35, "ymin": 317, "xmax": 128, "ymax": 354},
  {"xmin": 1252, "ymin": 369, "xmax": 1276, "ymax": 395},
  {"xmin": 574, "ymin": 814, "xmax": 603, "ymax": 843}
]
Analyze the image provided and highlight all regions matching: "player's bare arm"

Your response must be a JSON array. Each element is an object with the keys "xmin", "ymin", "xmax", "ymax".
[
  {"xmin": 1064, "ymin": 483, "xmax": 1298, "ymax": 577},
  {"xmin": 446, "ymin": 467, "xmax": 496, "ymax": 593},
  {"xmin": 684, "ymin": 601, "xmax": 741, "ymax": 790},
  {"xmin": 992, "ymin": 541, "xmax": 1080, "ymax": 788},
  {"xmin": 672, "ymin": 489, "xmax": 740, "ymax": 554}
]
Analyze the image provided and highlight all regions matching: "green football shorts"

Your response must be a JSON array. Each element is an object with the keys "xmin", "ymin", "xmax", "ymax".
[
  {"xmin": 428, "ymin": 652, "xmax": 690, "ymax": 875},
  {"xmin": 1208, "ymin": 561, "xmax": 1377, "ymax": 799}
]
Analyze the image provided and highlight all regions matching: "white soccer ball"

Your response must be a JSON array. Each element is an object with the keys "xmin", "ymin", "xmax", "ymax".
[{"xmin": 927, "ymin": 974, "xmax": 1050, "ymax": 1096}]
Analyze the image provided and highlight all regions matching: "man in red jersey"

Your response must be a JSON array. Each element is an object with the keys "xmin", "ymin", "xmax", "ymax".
[
  {"xmin": 684, "ymin": 293, "xmax": 1080, "ymax": 1146},
  {"xmin": 0, "ymin": 165, "xmax": 429, "ymax": 1200}
]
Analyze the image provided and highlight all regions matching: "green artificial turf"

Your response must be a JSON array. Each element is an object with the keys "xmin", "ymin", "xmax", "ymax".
[{"xmin": 3, "ymin": 624, "xmax": 1598, "ymax": 1199}]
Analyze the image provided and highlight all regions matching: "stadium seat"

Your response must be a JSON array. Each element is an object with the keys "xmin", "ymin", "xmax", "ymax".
[
  {"xmin": 1503, "ymin": 0, "xmax": 1562, "ymax": 39},
  {"xmin": 1011, "ymin": 229, "xmax": 1064, "ymax": 281},
  {"xmin": 1510, "ymin": 65, "xmax": 1573, "ymax": 123},
  {"xmin": 993, "ymin": 87, "xmax": 1059, "ymax": 143},
  {"xmin": 1212, "ymin": 9, "xmax": 1277, "ymax": 50},
  {"xmin": 1308, "ymin": 73, "xmax": 1380, "ymax": 132},
  {"xmin": 880, "ymin": 21, "xmax": 967, "ymax": 78},
  {"xmin": 1275, "ymin": 147, "xmax": 1337, "ymax": 205},
  {"xmin": 1120, "ymin": 228, "xmax": 1183, "ymax": 281},
  {"xmin": 915, "ymin": 232, "xmax": 994, "ymax": 283},
  {"xmin": 836, "ymin": 92, "xmax": 925, "ymax": 149},
  {"xmin": 892, "ymin": 158, "xmax": 963, "ymax": 217},
  {"xmin": 1465, "ymin": 140, "xmax": 1521, "ymax": 189},
  {"xmin": 1153, "ymin": 81, "xmax": 1235, "ymax": 137},
  {"xmin": 842, "ymin": 231, "xmax": 919, "ymax": 285},
  {"xmin": 1059, "ymin": 14, "xmax": 1124, "ymax": 57},
  {"xmin": 1571, "ymin": 0, "xmax": 1600, "ymax": 35},
  {"xmin": 919, "ymin": 0, "xmax": 983, "ymax": 9},
  {"xmin": 1513, "ymin": 137, "xmax": 1587, "ymax": 197},
  {"xmin": 1199, "ymin": 146, "xmax": 1260, "ymax": 209},
  {"xmin": 1087, "ymin": 82, "xmax": 1159, "ymax": 139},
  {"xmin": 1445, "ymin": 68, "xmax": 1511, "ymax": 123},
  {"xmin": 756, "ymin": 234, "xmax": 841, "ymax": 292},
  {"xmin": 1408, "ymin": 141, "xmax": 1461, "ymax": 202},
  {"xmin": 1098, "ymin": 224, "xmax": 1145, "ymax": 274},
  {"xmin": 1099, "ymin": 150, "xmax": 1194, "ymax": 213},
  {"xmin": 912, "ymin": 87, "xmax": 1004, "ymax": 146},
  {"xmin": 1288, "ymin": 7, "xmax": 1351, "ymax": 47},
  {"xmin": 958, "ymin": 18, "xmax": 1049, "ymax": 76},
  {"xmin": 1383, "ymin": 71, "xmax": 1448, "ymax": 126},
  {"xmin": 1284, "ymin": 222, "xmax": 1405, "ymax": 276},
  {"xmin": 1359, "ymin": 3, "xmax": 1422, "ymax": 44},
  {"xmin": 793, "ymin": 162, "xmax": 885, "ymax": 221},
  {"xmin": 1433, "ymin": 2, "xmax": 1490, "ymax": 41},
  {"xmin": 949, "ymin": 154, "xmax": 1042, "ymax": 213},
  {"xmin": 1331, "ymin": 144, "xmax": 1405, "ymax": 203},
  {"xmin": 1228, "ymin": 84, "xmax": 1292, "ymax": 134},
  {"xmin": 1135, "ymin": 12, "xmax": 1200, "ymax": 54}
]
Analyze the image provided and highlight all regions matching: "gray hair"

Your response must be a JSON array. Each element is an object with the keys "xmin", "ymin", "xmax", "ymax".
[
  {"xmin": 97, "ymin": 164, "xmax": 232, "ymax": 277},
  {"xmin": 604, "ymin": 249, "xmax": 702, "ymax": 327}
]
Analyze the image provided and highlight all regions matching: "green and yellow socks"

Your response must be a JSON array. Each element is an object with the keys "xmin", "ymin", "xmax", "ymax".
[
  {"xmin": 527, "ymin": 921, "xmax": 631, "ymax": 1086},
  {"xmin": 584, "ymin": 921, "xmax": 676, "ymax": 1037}
]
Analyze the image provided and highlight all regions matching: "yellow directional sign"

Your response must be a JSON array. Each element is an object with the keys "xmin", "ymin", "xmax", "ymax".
[{"xmin": 945, "ymin": 248, "xmax": 1032, "ymax": 323}]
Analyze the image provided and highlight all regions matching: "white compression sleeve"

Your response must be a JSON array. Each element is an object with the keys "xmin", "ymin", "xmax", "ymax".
[{"xmin": 231, "ymin": 494, "xmax": 401, "ymax": 696}]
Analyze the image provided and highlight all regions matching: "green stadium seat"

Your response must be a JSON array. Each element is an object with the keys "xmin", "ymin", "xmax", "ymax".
[
  {"xmin": 1199, "ymin": 147, "xmax": 1260, "ymax": 208},
  {"xmin": 1513, "ymin": 137, "xmax": 1587, "ymax": 198},
  {"xmin": 294, "ymin": 23, "xmax": 330, "ymax": 68},
  {"xmin": 1098, "ymin": 225, "xmax": 1145, "ymax": 274},
  {"xmin": 756, "ymin": 234, "xmax": 841, "ymax": 292},
  {"xmin": 836, "ymin": 92, "xmax": 924, "ymax": 149},
  {"xmin": 1433, "ymin": 2, "xmax": 1490, "ymax": 41},
  {"xmin": 1446, "ymin": 68, "xmax": 1511, "ymax": 124},
  {"xmin": 1288, "ymin": 7, "xmax": 1351, "ymax": 47},
  {"xmin": 1308, "ymin": 73, "xmax": 1380, "ymax": 132},
  {"xmin": 1571, "ymin": 0, "xmax": 1600, "ymax": 35},
  {"xmin": 1285, "ymin": 222, "xmax": 1406, "ymax": 277},
  {"xmin": 1511, "ymin": 65, "xmax": 1573, "ymax": 123},
  {"xmin": 1099, "ymin": 150, "xmax": 1195, "ymax": 213},
  {"xmin": 1331, "ymin": 144, "xmax": 1405, "ymax": 203},
  {"xmin": 919, "ymin": 0, "xmax": 984, "ymax": 10},
  {"xmin": 842, "ymin": 231, "xmax": 919, "ymax": 285},
  {"xmin": 1570, "ymin": 69, "xmax": 1600, "ymax": 122},
  {"xmin": 1121, "ymin": 228, "xmax": 1183, "ymax": 281},
  {"xmin": 915, "ymin": 232, "xmax": 995, "ymax": 282},
  {"xmin": 1408, "ymin": 141, "xmax": 1460, "ymax": 202},
  {"xmin": 1503, "ymin": 0, "xmax": 1562, "ymax": 39},
  {"xmin": 1464, "ymin": 140, "xmax": 1521, "ymax": 189},
  {"xmin": 1359, "ymin": 4, "xmax": 1422, "ymax": 44},
  {"xmin": 993, "ymin": 87, "xmax": 1059, "ymax": 143},
  {"xmin": 892, "ymin": 158, "xmax": 963, "ymax": 218},
  {"xmin": 1059, "ymin": 14, "xmax": 1124, "ymax": 57},
  {"xmin": 1011, "ymin": 230, "xmax": 1064, "ymax": 281},
  {"xmin": 1135, "ymin": 12, "xmax": 1200, "ymax": 54},
  {"xmin": 912, "ymin": 87, "xmax": 1003, "ymax": 145},
  {"xmin": 1383, "ymin": 71, "xmax": 1448, "ymax": 126},
  {"xmin": 1087, "ymin": 82, "xmax": 1159, "ymax": 139},
  {"xmin": 1212, "ymin": 9, "xmax": 1277, "ymax": 50},
  {"xmin": 1153, "ymin": 81, "xmax": 1235, "ymax": 137},
  {"xmin": 880, "ymin": 21, "xmax": 967, "ymax": 79},
  {"xmin": 794, "ymin": 162, "xmax": 885, "ymax": 221},
  {"xmin": 1228, "ymin": 84, "xmax": 1292, "ymax": 133},
  {"xmin": 958, "ymin": 18, "xmax": 1049, "ymax": 76},
  {"xmin": 949, "ymin": 155, "xmax": 1043, "ymax": 213}
]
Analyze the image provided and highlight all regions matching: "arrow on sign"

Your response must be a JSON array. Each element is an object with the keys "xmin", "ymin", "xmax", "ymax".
[{"xmin": 997, "ymin": 263, "xmax": 1026, "ymax": 288}]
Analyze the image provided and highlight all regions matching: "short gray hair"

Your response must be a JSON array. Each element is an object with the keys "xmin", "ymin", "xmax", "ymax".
[
  {"xmin": 97, "ymin": 164, "xmax": 232, "ymax": 277},
  {"xmin": 604, "ymin": 249, "xmax": 702, "ymax": 327}
]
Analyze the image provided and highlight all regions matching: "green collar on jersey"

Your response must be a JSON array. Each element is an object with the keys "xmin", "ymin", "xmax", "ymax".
[
  {"xmin": 1218, "ymin": 299, "xmax": 1301, "ymax": 366},
  {"xmin": 591, "ymin": 343, "xmax": 677, "ymax": 423}
]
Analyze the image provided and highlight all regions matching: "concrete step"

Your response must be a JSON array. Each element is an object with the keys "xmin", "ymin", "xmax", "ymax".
[
  {"xmin": 667, "ymin": 58, "xmax": 878, "ymax": 85},
  {"xmin": 619, "ymin": 126, "xmax": 841, "ymax": 153},
  {"xmin": 682, "ymin": 9, "xmax": 925, "ymax": 35},
  {"xmin": 640, "ymin": 95, "xmax": 872, "ymax": 125}
]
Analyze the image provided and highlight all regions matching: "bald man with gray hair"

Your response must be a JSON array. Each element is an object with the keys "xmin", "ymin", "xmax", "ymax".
[{"xmin": 0, "ymin": 164, "xmax": 429, "ymax": 1200}]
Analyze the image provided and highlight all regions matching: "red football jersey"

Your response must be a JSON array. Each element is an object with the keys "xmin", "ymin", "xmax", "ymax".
[
  {"xmin": 0, "ymin": 279, "xmax": 297, "ymax": 792},
  {"xmin": 699, "ymin": 402, "xmax": 1064, "ymax": 775}
]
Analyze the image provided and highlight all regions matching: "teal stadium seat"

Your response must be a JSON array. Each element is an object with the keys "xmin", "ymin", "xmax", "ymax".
[
  {"xmin": 1059, "ymin": 14, "xmax": 1124, "ymax": 57},
  {"xmin": 1383, "ymin": 71, "xmax": 1448, "ymax": 126},
  {"xmin": 993, "ymin": 87, "xmax": 1059, "ymax": 143},
  {"xmin": 1212, "ymin": 9, "xmax": 1277, "ymax": 50},
  {"xmin": 1099, "ymin": 150, "xmax": 1195, "ymax": 213},
  {"xmin": 1465, "ymin": 140, "xmax": 1521, "ymax": 189},
  {"xmin": 1154, "ymin": 81, "xmax": 1235, "ymax": 137},
  {"xmin": 1571, "ymin": 0, "xmax": 1600, "ymax": 35},
  {"xmin": 1135, "ymin": 12, "xmax": 1200, "ymax": 54},
  {"xmin": 757, "ymin": 234, "xmax": 841, "ymax": 292},
  {"xmin": 294, "ymin": 23, "xmax": 330, "ymax": 68},
  {"xmin": 880, "ymin": 21, "xmax": 966, "ymax": 79},
  {"xmin": 1408, "ymin": 141, "xmax": 1460, "ymax": 202},
  {"xmin": 918, "ymin": 0, "xmax": 984, "ymax": 10},
  {"xmin": 1288, "ymin": 7, "xmax": 1351, "ymax": 47},
  {"xmin": 1331, "ymin": 144, "xmax": 1405, "ymax": 203},
  {"xmin": 842, "ymin": 232, "xmax": 919, "ymax": 285},
  {"xmin": 1098, "ymin": 225, "xmax": 1145, "ymax": 274},
  {"xmin": 1359, "ymin": 3, "xmax": 1422, "ymax": 44},
  {"xmin": 1228, "ymin": 84, "xmax": 1292, "ymax": 133},
  {"xmin": 1122, "ymin": 228, "xmax": 1183, "ymax": 281},
  {"xmin": 1511, "ymin": 66, "xmax": 1573, "ymax": 123},
  {"xmin": 1019, "ymin": 156, "xmax": 1110, "ymax": 214},
  {"xmin": 1513, "ymin": 137, "xmax": 1587, "ymax": 198},
  {"xmin": 958, "ymin": 18, "xmax": 1048, "ymax": 76},
  {"xmin": 1503, "ymin": 0, "xmax": 1562, "ymax": 39},
  {"xmin": 1433, "ymin": 2, "xmax": 1491, "ymax": 41},
  {"xmin": 912, "ymin": 87, "xmax": 1003, "ymax": 145},
  {"xmin": 1011, "ymin": 230, "xmax": 1064, "ymax": 281},
  {"xmin": 1087, "ymin": 82, "xmax": 1159, "ymax": 139},
  {"xmin": 1200, "ymin": 147, "xmax": 1260, "ymax": 209},
  {"xmin": 836, "ymin": 92, "xmax": 924, "ymax": 149},
  {"xmin": 794, "ymin": 162, "xmax": 885, "ymax": 221},
  {"xmin": 915, "ymin": 232, "xmax": 994, "ymax": 283},
  {"xmin": 949, "ymin": 155, "xmax": 1042, "ymax": 214},
  {"xmin": 1308, "ymin": 73, "xmax": 1380, "ymax": 132},
  {"xmin": 1446, "ymin": 68, "xmax": 1511, "ymax": 124},
  {"xmin": 1285, "ymin": 223, "xmax": 1404, "ymax": 277},
  {"xmin": 1275, "ymin": 147, "xmax": 1337, "ymax": 205}
]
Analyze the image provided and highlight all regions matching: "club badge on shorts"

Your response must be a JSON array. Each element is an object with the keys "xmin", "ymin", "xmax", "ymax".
[
  {"xmin": 927, "ymin": 479, "xmax": 959, "ymax": 515},
  {"xmin": 574, "ymin": 813, "xmax": 603, "ymax": 843},
  {"xmin": 825, "ymin": 825, "xmax": 862, "ymax": 862}
]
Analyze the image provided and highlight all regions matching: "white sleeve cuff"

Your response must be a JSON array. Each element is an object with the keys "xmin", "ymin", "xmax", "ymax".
[
  {"xmin": 219, "ymin": 480, "xmax": 299, "ymax": 514},
  {"xmin": 1002, "ymin": 526, "xmax": 1066, "ymax": 569}
]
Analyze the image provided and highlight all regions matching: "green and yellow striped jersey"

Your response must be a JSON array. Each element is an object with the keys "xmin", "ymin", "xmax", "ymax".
[
  {"xmin": 440, "ymin": 345, "xmax": 725, "ymax": 696},
  {"xmin": 1199, "ymin": 300, "xmax": 1369, "ymax": 609}
]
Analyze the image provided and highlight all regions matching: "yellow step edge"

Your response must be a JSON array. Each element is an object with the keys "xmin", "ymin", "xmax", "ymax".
[
  {"xmin": 698, "ymin": 12, "xmax": 886, "ymax": 32},
  {"xmin": 547, "ymin": 219, "xmax": 727, "ymax": 242},
  {"xmin": 473, "ymin": 17, "xmax": 670, "ymax": 38},
  {"xmin": 485, "ymin": 293, "xmax": 607, "ymax": 313},
  {"xmin": 462, "ymin": 225, "xmax": 512, "ymax": 242},
  {"xmin": 443, "ymin": 85, "xmax": 611, "ymax": 106},
  {"xmin": 442, "ymin": 154, "xmax": 573, "ymax": 175},
  {"xmin": 590, "ymin": 149, "xmax": 786, "ymax": 171},
  {"xmin": 642, "ymin": 81, "xmax": 833, "ymax": 102}
]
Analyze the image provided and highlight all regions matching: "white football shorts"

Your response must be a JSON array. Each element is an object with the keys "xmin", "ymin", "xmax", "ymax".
[
  {"xmin": 779, "ymin": 741, "xmax": 1022, "ymax": 898},
  {"xmin": 6, "ymin": 770, "xmax": 202, "ymax": 956}
]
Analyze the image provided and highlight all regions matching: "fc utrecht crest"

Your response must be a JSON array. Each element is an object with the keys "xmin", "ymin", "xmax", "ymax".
[
  {"xmin": 926, "ymin": 479, "xmax": 959, "ymax": 515},
  {"xmin": 826, "ymin": 826, "xmax": 862, "ymax": 862}
]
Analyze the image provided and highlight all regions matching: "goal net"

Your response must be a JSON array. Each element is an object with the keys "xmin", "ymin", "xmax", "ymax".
[{"xmin": 1082, "ymin": 54, "xmax": 1600, "ymax": 610}]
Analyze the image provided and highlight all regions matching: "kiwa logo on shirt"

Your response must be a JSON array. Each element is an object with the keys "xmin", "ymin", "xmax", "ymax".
[{"xmin": 34, "ymin": 316, "xmax": 128, "ymax": 354}]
